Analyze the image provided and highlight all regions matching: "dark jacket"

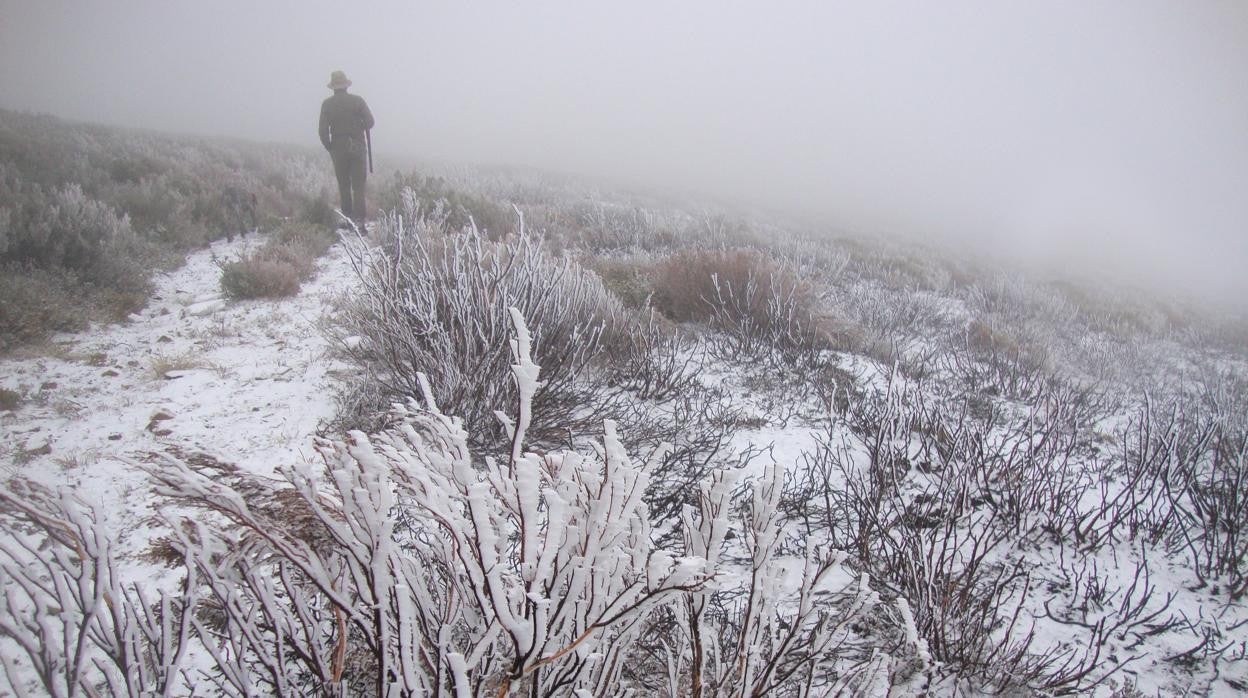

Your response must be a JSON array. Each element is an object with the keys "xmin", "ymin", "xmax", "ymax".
[{"xmin": 319, "ymin": 91, "xmax": 375, "ymax": 156}]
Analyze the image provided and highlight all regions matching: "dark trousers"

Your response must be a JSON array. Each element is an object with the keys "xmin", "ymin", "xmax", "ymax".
[{"xmin": 331, "ymin": 149, "xmax": 368, "ymax": 224}]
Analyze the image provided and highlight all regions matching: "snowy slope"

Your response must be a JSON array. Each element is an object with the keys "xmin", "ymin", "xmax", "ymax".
[
  {"xmin": 3, "ymin": 222, "xmax": 1247, "ymax": 695},
  {"xmin": 0, "ymin": 234, "xmax": 356, "ymax": 561}
]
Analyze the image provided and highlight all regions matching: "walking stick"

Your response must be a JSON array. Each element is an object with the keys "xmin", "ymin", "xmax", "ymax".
[{"xmin": 366, "ymin": 129, "xmax": 374, "ymax": 175}]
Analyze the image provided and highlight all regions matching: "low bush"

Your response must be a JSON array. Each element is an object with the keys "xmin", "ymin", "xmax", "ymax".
[
  {"xmin": 297, "ymin": 188, "xmax": 337, "ymax": 228},
  {"xmin": 573, "ymin": 202, "xmax": 677, "ymax": 252},
  {"xmin": 219, "ymin": 221, "xmax": 336, "ymax": 300},
  {"xmin": 378, "ymin": 174, "xmax": 515, "ymax": 238},
  {"xmin": 945, "ymin": 316, "xmax": 1052, "ymax": 401},
  {"xmin": 587, "ymin": 255, "xmax": 656, "ymax": 309},
  {"xmin": 219, "ymin": 257, "xmax": 301, "ymax": 299},
  {"xmin": 650, "ymin": 248, "xmax": 826, "ymax": 360},
  {"xmin": 0, "ymin": 108, "xmax": 331, "ymax": 351},
  {"xmin": 0, "ymin": 387, "xmax": 21, "ymax": 410},
  {"xmin": 332, "ymin": 212, "xmax": 632, "ymax": 443},
  {"xmin": 0, "ymin": 265, "xmax": 89, "ymax": 350},
  {"xmin": 0, "ymin": 313, "xmax": 905, "ymax": 696}
]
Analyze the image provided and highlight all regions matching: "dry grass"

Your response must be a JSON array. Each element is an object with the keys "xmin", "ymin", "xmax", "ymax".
[
  {"xmin": 649, "ymin": 247, "xmax": 826, "ymax": 358},
  {"xmin": 219, "ymin": 257, "xmax": 302, "ymax": 299},
  {"xmin": 219, "ymin": 221, "xmax": 336, "ymax": 300},
  {"xmin": 149, "ymin": 350, "xmax": 215, "ymax": 379}
]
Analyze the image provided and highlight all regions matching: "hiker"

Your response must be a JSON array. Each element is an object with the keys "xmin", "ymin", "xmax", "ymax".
[{"xmin": 318, "ymin": 70, "xmax": 374, "ymax": 227}]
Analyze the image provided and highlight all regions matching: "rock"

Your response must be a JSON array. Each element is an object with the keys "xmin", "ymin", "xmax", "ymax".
[
  {"xmin": 107, "ymin": 433, "xmax": 123, "ymax": 441},
  {"xmin": 23, "ymin": 443, "xmax": 52, "ymax": 457},
  {"xmin": 23, "ymin": 436, "xmax": 51, "ymax": 452},
  {"xmin": 157, "ymin": 335, "xmax": 174, "ymax": 343},
  {"xmin": 128, "ymin": 313, "xmax": 145, "ymax": 322},
  {"xmin": 40, "ymin": 381, "xmax": 57, "ymax": 390},
  {"xmin": 186, "ymin": 299, "xmax": 227, "ymax": 317},
  {"xmin": 102, "ymin": 369, "xmax": 120, "ymax": 377},
  {"xmin": 147, "ymin": 410, "xmax": 176, "ymax": 433}
]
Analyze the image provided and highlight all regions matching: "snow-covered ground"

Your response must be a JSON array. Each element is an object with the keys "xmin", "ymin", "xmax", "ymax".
[
  {"xmin": 3, "ymin": 223, "xmax": 1247, "ymax": 695},
  {"xmin": 0, "ymin": 235, "xmax": 355, "ymax": 563}
]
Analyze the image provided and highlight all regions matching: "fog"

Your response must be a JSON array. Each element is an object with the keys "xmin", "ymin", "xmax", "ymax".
[{"xmin": 3, "ymin": 1, "xmax": 1246, "ymax": 305}]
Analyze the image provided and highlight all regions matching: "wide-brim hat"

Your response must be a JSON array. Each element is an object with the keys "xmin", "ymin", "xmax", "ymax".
[{"xmin": 327, "ymin": 70, "xmax": 352, "ymax": 90}]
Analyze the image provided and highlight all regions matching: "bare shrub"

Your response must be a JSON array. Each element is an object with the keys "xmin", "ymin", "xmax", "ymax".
[
  {"xmin": 219, "ymin": 221, "xmax": 335, "ymax": 300},
  {"xmin": 663, "ymin": 463, "xmax": 900, "ymax": 696},
  {"xmin": 784, "ymin": 371, "xmax": 1157, "ymax": 692},
  {"xmin": 942, "ymin": 316, "xmax": 1052, "ymax": 401},
  {"xmin": 650, "ymin": 248, "xmax": 825, "ymax": 363},
  {"xmin": 0, "ymin": 310, "xmax": 900, "ymax": 696},
  {"xmin": 219, "ymin": 256, "xmax": 302, "ymax": 298},
  {"xmin": 1041, "ymin": 549, "xmax": 1181, "ymax": 676},
  {"xmin": 603, "ymin": 310, "xmax": 704, "ymax": 402},
  {"xmin": 1084, "ymin": 394, "xmax": 1248, "ymax": 595}
]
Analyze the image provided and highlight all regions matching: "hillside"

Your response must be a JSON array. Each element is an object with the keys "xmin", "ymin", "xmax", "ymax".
[{"xmin": 2, "ymin": 120, "xmax": 1248, "ymax": 696}]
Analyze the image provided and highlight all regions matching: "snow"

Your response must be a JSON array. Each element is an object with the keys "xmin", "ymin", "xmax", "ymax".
[
  {"xmin": 2, "ymin": 217, "xmax": 1247, "ymax": 694},
  {"xmin": 0, "ymin": 233, "xmax": 356, "ymax": 564}
]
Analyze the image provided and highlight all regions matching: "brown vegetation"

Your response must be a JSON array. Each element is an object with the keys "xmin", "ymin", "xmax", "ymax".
[{"xmin": 219, "ymin": 221, "xmax": 336, "ymax": 300}]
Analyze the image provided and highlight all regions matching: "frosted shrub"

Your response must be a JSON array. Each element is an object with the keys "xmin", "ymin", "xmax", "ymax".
[
  {"xmin": 333, "ymin": 211, "xmax": 635, "ymax": 443},
  {"xmin": 786, "ymin": 370, "xmax": 1205, "ymax": 692},
  {"xmin": 0, "ymin": 108, "xmax": 332, "ymax": 350},
  {"xmin": 377, "ymin": 175, "xmax": 515, "ymax": 238},
  {"xmin": 575, "ymin": 202, "xmax": 670, "ymax": 252},
  {"xmin": 11, "ymin": 184, "xmax": 134, "ymax": 272},
  {"xmin": 0, "ymin": 266, "xmax": 87, "ymax": 350},
  {"xmin": 0, "ymin": 479, "xmax": 198, "ymax": 698},
  {"xmin": 666, "ymin": 464, "xmax": 899, "ymax": 696},
  {"xmin": 0, "ymin": 310, "xmax": 900, "ymax": 696}
]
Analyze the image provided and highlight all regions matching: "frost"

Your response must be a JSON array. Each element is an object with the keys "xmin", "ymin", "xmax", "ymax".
[{"xmin": 0, "ymin": 305, "xmax": 920, "ymax": 694}]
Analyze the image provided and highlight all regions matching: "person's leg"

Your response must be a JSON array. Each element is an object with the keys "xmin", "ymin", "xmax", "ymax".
[
  {"xmin": 349, "ymin": 154, "xmax": 368, "ymax": 225},
  {"xmin": 331, "ymin": 151, "xmax": 355, "ymax": 223}
]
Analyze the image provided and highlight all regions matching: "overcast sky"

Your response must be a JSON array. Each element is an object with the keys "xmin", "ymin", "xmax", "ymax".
[{"xmin": 2, "ymin": 1, "xmax": 1246, "ymax": 304}]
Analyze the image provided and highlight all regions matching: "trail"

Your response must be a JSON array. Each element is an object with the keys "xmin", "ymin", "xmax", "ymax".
[{"xmin": 0, "ymin": 233, "xmax": 356, "ymax": 556}]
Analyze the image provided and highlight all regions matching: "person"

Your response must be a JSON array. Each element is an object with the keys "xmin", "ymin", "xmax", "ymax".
[{"xmin": 319, "ymin": 70, "xmax": 374, "ymax": 227}]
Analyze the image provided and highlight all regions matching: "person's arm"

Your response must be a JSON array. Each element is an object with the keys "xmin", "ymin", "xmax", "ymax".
[
  {"xmin": 318, "ymin": 101, "xmax": 332, "ymax": 150},
  {"xmin": 360, "ymin": 98, "xmax": 375, "ymax": 131}
]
